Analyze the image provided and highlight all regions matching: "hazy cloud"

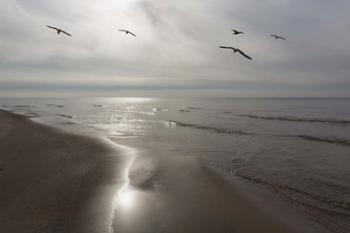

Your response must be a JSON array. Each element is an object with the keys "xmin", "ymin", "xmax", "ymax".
[{"xmin": 0, "ymin": 0, "xmax": 349, "ymax": 97}]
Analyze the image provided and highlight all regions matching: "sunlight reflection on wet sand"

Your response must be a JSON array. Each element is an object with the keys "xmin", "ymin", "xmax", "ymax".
[
  {"xmin": 102, "ymin": 140, "xmax": 138, "ymax": 233},
  {"xmin": 118, "ymin": 187, "xmax": 137, "ymax": 209},
  {"xmin": 109, "ymin": 141, "xmax": 161, "ymax": 233}
]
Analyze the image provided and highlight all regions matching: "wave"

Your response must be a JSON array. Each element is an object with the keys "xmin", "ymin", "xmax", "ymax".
[
  {"xmin": 173, "ymin": 120, "xmax": 350, "ymax": 147},
  {"xmin": 174, "ymin": 121, "xmax": 251, "ymax": 135},
  {"xmin": 58, "ymin": 114, "xmax": 74, "ymax": 119},
  {"xmin": 237, "ymin": 170, "xmax": 350, "ymax": 212},
  {"xmin": 207, "ymin": 159, "xmax": 350, "ymax": 215},
  {"xmin": 294, "ymin": 135, "xmax": 350, "ymax": 147},
  {"xmin": 235, "ymin": 170, "xmax": 350, "ymax": 232},
  {"xmin": 208, "ymin": 156, "xmax": 350, "ymax": 232},
  {"xmin": 22, "ymin": 111, "xmax": 40, "ymax": 118},
  {"xmin": 240, "ymin": 114, "xmax": 350, "ymax": 125},
  {"xmin": 2, "ymin": 104, "xmax": 35, "ymax": 109},
  {"xmin": 45, "ymin": 104, "xmax": 64, "ymax": 108},
  {"xmin": 236, "ymin": 170, "xmax": 350, "ymax": 233},
  {"xmin": 178, "ymin": 109, "xmax": 191, "ymax": 113},
  {"xmin": 1, "ymin": 106, "xmax": 40, "ymax": 118},
  {"xmin": 93, "ymin": 104, "xmax": 104, "ymax": 108},
  {"xmin": 152, "ymin": 107, "xmax": 168, "ymax": 112}
]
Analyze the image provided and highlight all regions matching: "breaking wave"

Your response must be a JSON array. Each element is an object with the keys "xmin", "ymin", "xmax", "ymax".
[
  {"xmin": 240, "ymin": 114, "xmax": 350, "ymax": 125},
  {"xmin": 174, "ymin": 120, "xmax": 350, "ymax": 147},
  {"xmin": 294, "ymin": 135, "xmax": 350, "ymax": 147},
  {"xmin": 174, "ymin": 121, "xmax": 252, "ymax": 135}
]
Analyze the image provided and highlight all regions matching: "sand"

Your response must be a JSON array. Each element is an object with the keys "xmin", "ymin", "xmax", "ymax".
[
  {"xmin": 0, "ymin": 110, "xmax": 128, "ymax": 233},
  {"xmin": 0, "ymin": 109, "xmax": 300, "ymax": 233},
  {"xmin": 113, "ymin": 143, "xmax": 298, "ymax": 233}
]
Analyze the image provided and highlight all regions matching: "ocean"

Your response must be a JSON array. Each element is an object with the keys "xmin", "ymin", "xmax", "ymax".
[{"xmin": 1, "ymin": 97, "xmax": 350, "ymax": 232}]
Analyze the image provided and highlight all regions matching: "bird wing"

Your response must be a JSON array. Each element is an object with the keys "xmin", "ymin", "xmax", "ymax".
[
  {"xmin": 47, "ymin": 25, "xmax": 58, "ymax": 31},
  {"xmin": 118, "ymin": 29, "xmax": 127, "ymax": 33},
  {"xmin": 219, "ymin": 46, "xmax": 234, "ymax": 50},
  {"xmin": 61, "ymin": 30, "xmax": 72, "ymax": 36},
  {"xmin": 233, "ymin": 30, "xmax": 244, "ymax": 34},
  {"xmin": 129, "ymin": 32, "xmax": 136, "ymax": 37},
  {"xmin": 271, "ymin": 34, "xmax": 286, "ymax": 40},
  {"xmin": 237, "ymin": 49, "xmax": 253, "ymax": 60}
]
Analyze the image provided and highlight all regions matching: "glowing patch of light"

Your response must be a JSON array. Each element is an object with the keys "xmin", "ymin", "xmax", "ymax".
[
  {"xmin": 109, "ymin": 0, "xmax": 140, "ymax": 9},
  {"xmin": 111, "ymin": 143, "xmax": 138, "ymax": 212},
  {"xmin": 106, "ymin": 97, "xmax": 157, "ymax": 104},
  {"xmin": 118, "ymin": 186, "xmax": 136, "ymax": 209},
  {"xmin": 164, "ymin": 120, "xmax": 177, "ymax": 128}
]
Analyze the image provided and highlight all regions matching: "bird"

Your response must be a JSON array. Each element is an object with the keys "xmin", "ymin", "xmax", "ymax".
[
  {"xmin": 219, "ymin": 46, "xmax": 253, "ymax": 60},
  {"xmin": 232, "ymin": 29, "xmax": 244, "ymax": 35},
  {"xmin": 118, "ymin": 29, "xmax": 136, "ymax": 37},
  {"xmin": 270, "ymin": 34, "xmax": 286, "ymax": 40},
  {"xmin": 46, "ymin": 25, "xmax": 72, "ymax": 37}
]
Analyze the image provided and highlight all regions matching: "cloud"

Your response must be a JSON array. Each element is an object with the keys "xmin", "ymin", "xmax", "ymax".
[{"xmin": 0, "ymin": 0, "xmax": 349, "ymax": 97}]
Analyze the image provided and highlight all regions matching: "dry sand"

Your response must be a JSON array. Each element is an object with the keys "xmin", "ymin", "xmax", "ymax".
[{"xmin": 0, "ymin": 109, "xmax": 300, "ymax": 233}]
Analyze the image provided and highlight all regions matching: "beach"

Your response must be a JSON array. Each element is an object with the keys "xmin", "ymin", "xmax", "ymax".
[
  {"xmin": 2, "ymin": 0, "xmax": 350, "ymax": 231},
  {"xmin": 115, "ymin": 145, "xmax": 297, "ymax": 233},
  {"xmin": 1, "ymin": 97, "xmax": 349, "ymax": 233},
  {"xmin": 0, "ymin": 109, "xmax": 297, "ymax": 233},
  {"xmin": 0, "ymin": 110, "xmax": 129, "ymax": 233}
]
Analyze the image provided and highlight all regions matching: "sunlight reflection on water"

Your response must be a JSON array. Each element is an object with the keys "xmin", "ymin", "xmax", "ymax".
[{"xmin": 105, "ymin": 97, "xmax": 157, "ymax": 104}]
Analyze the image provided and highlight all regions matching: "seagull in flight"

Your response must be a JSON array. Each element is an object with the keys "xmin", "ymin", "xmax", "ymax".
[
  {"xmin": 270, "ymin": 34, "xmax": 286, "ymax": 40},
  {"xmin": 232, "ymin": 29, "xmax": 244, "ymax": 35},
  {"xmin": 219, "ymin": 46, "xmax": 253, "ymax": 60},
  {"xmin": 46, "ymin": 25, "xmax": 71, "ymax": 37},
  {"xmin": 118, "ymin": 29, "xmax": 136, "ymax": 37}
]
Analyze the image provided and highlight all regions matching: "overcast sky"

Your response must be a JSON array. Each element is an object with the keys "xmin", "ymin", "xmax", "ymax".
[{"xmin": 1, "ymin": 0, "xmax": 349, "ymax": 97}]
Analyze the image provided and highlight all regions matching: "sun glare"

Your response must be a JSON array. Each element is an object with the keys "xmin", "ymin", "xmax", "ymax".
[
  {"xmin": 118, "ymin": 187, "xmax": 136, "ymax": 209},
  {"xmin": 109, "ymin": 0, "xmax": 139, "ymax": 9}
]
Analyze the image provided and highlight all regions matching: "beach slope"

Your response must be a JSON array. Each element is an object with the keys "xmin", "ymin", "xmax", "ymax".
[{"xmin": 0, "ymin": 110, "xmax": 125, "ymax": 233}]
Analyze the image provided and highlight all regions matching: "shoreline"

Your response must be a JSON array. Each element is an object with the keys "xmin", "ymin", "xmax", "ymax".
[
  {"xmin": 0, "ymin": 110, "xmax": 132, "ymax": 233},
  {"xmin": 0, "ymin": 109, "xmax": 329, "ymax": 233},
  {"xmin": 112, "ymin": 139, "xmax": 301, "ymax": 233}
]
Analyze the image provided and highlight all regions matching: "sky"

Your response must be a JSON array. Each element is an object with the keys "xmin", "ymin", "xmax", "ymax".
[{"xmin": 0, "ymin": 0, "xmax": 350, "ymax": 97}]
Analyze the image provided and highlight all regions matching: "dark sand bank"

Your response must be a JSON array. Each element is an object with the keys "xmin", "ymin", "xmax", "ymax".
[{"xmin": 0, "ymin": 110, "xmax": 128, "ymax": 233}]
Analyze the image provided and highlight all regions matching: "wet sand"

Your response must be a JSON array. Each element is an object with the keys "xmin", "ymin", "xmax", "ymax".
[
  {"xmin": 0, "ymin": 110, "xmax": 128, "ymax": 233},
  {"xmin": 0, "ymin": 109, "xmax": 302, "ymax": 233},
  {"xmin": 113, "ymin": 142, "xmax": 300, "ymax": 233}
]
